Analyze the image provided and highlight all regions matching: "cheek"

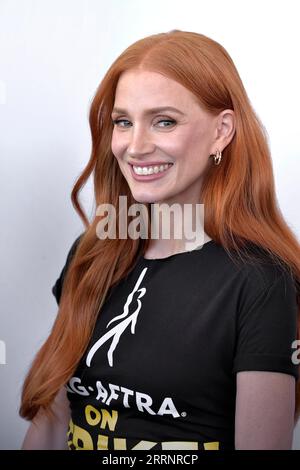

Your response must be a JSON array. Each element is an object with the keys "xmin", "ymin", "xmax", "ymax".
[
  {"xmin": 111, "ymin": 137, "xmax": 127, "ymax": 176},
  {"xmin": 160, "ymin": 134, "xmax": 187, "ymax": 157},
  {"xmin": 111, "ymin": 132, "xmax": 124, "ymax": 159},
  {"xmin": 166, "ymin": 135, "xmax": 207, "ymax": 162},
  {"xmin": 187, "ymin": 126, "xmax": 212, "ymax": 157},
  {"xmin": 111, "ymin": 134, "xmax": 118, "ymax": 157}
]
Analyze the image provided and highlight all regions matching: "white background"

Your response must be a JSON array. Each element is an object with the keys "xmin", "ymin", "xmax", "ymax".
[{"xmin": 0, "ymin": 0, "xmax": 299, "ymax": 450}]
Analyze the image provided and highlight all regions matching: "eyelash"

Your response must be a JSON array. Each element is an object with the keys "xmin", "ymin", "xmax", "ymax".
[{"xmin": 111, "ymin": 119, "xmax": 176, "ymax": 128}]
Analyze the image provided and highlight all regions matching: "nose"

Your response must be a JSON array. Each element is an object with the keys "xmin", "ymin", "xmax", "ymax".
[{"xmin": 127, "ymin": 125, "xmax": 156, "ymax": 157}]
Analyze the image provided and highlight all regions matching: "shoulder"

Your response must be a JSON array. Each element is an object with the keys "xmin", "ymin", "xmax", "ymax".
[
  {"xmin": 218, "ymin": 241, "xmax": 296, "ymax": 294},
  {"xmin": 66, "ymin": 233, "xmax": 84, "ymax": 260},
  {"xmin": 59, "ymin": 232, "xmax": 84, "ymax": 277},
  {"xmin": 209, "ymin": 240, "xmax": 298, "ymax": 314},
  {"xmin": 229, "ymin": 244, "xmax": 299, "ymax": 382},
  {"xmin": 51, "ymin": 232, "xmax": 84, "ymax": 305},
  {"xmin": 240, "ymin": 246, "xmax": 296, "ymax": 302}
]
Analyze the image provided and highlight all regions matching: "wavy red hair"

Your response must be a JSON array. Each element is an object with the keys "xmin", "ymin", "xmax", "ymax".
[{"xmin": 19, "ymin": 30, "xmax": 300, "ymax": 424}]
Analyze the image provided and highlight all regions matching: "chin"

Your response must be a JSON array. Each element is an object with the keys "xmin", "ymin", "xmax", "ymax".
[
  {"xmin": 132, "ymin": 195, "xmax": 156, "ymax": 204},
  {"xmin": 126, "ymin": 180, "xmax": 172, "ymax": 203}
]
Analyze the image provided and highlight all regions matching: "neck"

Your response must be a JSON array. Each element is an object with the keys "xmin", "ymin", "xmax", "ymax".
[{"xmin": 144, "ymin": 200, "xmax": 210, "ymax": 259}]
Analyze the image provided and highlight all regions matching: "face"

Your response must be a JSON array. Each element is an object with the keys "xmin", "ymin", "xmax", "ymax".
[{"xmin": 111, "ymin": 69, "xmax": 220, "ymax": 205}]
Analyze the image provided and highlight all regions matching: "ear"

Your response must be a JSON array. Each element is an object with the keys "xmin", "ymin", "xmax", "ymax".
[{"xmin": 211, "ymin": 109, "xmax": 235, "ymax": 153}]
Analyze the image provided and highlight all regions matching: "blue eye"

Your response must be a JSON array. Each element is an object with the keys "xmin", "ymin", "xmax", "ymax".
[
  {"xmin": 111, "ymin": 119, "xmax": 176, "ymax": 128},
  {"xmin": 156, "ymin": 120, "xmax": 175, "ymax": 127},
  {"xmin": 112, "ymin": 119, "xmax": 130, "ymax": 127}
]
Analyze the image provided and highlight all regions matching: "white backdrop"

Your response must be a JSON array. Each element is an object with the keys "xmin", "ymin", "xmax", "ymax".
[{"xmin": 0, "ymin": 0, "xmax": 299, "ymax": 450}]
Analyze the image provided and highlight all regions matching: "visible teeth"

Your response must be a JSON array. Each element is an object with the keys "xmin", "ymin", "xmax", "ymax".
[{"xmin": 133, "ymin": 163, "xmax": 172, "ymax": 175}]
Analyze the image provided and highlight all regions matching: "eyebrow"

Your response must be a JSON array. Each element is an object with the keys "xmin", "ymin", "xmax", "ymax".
[{"xmin": 111, "ymin": 106, "xmax": 185, "ymax": 116}]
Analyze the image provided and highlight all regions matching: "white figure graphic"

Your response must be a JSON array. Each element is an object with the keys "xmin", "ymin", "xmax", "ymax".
[{"xmin": 86, "ymin": 267, "xmax": 148, "ymax": 367}]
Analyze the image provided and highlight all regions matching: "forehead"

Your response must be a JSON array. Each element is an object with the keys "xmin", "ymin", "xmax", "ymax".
[{"xmin": 114, "ymin": 70, "xmax": 199, "ymax": 108}]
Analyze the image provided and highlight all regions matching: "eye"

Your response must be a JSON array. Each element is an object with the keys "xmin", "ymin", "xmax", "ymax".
[
  {"xmin": 155, "ymin": 119, "xmax": 176, "ymax": 128},
  {"xmin": 111, "ymin": 119, "xmax": 130, "ymax": 128},
  {"xmin": 111, "ymin": 119, "xmax": 176, "ymax": 128}
]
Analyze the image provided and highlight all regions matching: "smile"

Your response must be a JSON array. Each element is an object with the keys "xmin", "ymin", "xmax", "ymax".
[
  {"xmin": 133, "ymin": 163, "xmax": 173, "ymax": 175},
  {"xmin": 129, "ymin": 162, "xmax": 173, "ymax": 182}
]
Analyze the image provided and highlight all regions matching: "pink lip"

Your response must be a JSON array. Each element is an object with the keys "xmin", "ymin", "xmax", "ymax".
[
  {"xmin": 128, "ymin": 161, "xmax": 173, "ymax": 167},
  {"xmin": 128, "ymin": 162, "xmax": 173, "ymax": 182}
]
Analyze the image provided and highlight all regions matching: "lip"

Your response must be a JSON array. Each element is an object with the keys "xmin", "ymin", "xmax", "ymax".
[
  {"xmin": 128, "ymin": 162, "xmax": 173, "ymax": 182},
  {"xmin": 128, "ymin": 161, "xmax": 173, "ymax": 167}
]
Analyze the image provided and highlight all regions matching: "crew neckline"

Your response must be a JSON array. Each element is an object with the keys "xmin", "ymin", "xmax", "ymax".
[{"xmin": 142, "ymin": 239, "xmax": 216, "ymax": 262}]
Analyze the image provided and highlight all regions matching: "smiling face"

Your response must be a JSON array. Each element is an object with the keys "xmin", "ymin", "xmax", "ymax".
[{"xmin": 111, "ymin": 69, "xmax": 225, "ymax": 205}]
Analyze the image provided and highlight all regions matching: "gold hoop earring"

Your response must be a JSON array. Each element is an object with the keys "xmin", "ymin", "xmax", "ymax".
[{"xmin": 209, "ymin": 149, "xmax": 222, "ymax": 165}]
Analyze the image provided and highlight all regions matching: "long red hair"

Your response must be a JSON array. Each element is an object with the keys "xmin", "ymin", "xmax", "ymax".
[{"xmin": 19, "ymin": 30, "xmax": 300, "ymax": 424}]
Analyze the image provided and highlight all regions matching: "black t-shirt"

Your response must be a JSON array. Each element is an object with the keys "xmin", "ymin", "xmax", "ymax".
[{"xmin": 52, "ymin": 236, "xmax": 299, "ymax": 450}]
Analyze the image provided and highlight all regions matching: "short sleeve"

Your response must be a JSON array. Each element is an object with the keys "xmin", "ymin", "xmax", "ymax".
[
  {"xmin": 51, "ymin": 234, "xmax": 83, "ymax": 305},
  {"xmin": 232, "ymin": 269, "xmax": 299, "ymax": 380}
]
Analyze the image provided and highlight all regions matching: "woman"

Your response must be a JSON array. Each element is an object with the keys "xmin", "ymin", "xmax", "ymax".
[{"xmin": 20, "ymin": 30, "xmax": 300, "ymax": 450}]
